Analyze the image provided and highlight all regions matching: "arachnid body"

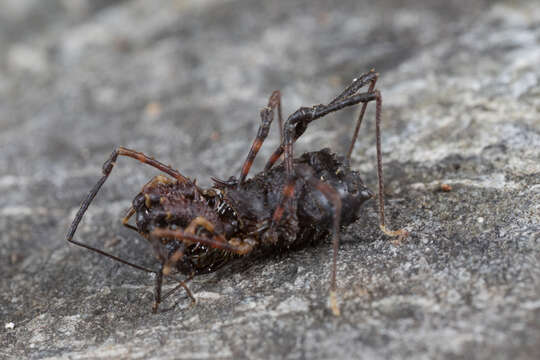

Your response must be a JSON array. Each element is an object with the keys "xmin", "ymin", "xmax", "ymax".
[{"xmin": 66, "ymin": 70, "xmax": 406, "ymax": 315}]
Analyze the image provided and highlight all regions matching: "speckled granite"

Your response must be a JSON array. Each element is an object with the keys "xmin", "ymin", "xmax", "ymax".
[{"xmin": 1, "ymin": 0, "xmax": 539, "ymax": 359}]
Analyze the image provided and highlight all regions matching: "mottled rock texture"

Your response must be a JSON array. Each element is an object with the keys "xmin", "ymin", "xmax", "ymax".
[{"xmin": 1, "ymin": 0, "xmax": 539, "ymax": 359}]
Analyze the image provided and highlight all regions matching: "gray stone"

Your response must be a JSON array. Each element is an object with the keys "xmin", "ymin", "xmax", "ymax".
[{"xmin": 1, "ymin": 0, "xmax": 539, "ymax": 359}]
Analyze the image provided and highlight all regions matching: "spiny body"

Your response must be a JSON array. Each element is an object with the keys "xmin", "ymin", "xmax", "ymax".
[
  {"xmin": 66, "ymin": 70, "xmax": 406, "ymax": 315},
  {"xmin": 133, "ymin": 149, "xmax": 372, "ymax": 277}
]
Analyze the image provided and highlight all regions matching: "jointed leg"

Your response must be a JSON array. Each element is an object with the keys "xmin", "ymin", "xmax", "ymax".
[
  {"xmin": 112, "ymin": 147, "xmax": 190, "ymax": 183},
  {"xmin": 266, "ymin": 85, "xmax": 379, "ymax": 264},
  {"xmin": 122, "ymin": 207, "xmax": 138, "ymax": 232},
  {"xmin": 65, "ymin": 146, "xmax": 194, "ymax": 312},
  {"xmin": 153, "ymin": 264, "xmax": 164, "ymax": 313},
  {"xmin": 239, "ymin": 90, "xmax": 282, "ymax": 184},
  {"xmin": 66, "ymin": 147, "xmax": 190, "ymax": 269},
  {"xmin": 328, "ymin": 70, "xmax": 377, "ymax": 104},
  {"xmin": 263, "ymin": 71, "xmax": 379, "ymax": 171},
  {"xmin": 295, "ymin": 166, "xmax": 342, "ymax": 316},
  {"xmin": 346, "ymin": 71, "xmax": 378, "ymax": 160},
  {"xmin": 268, "ymin": 177, "xmax": 297, "ymax": 239},
  {"xmin": 160, "ymin": 273, "xmax": 196, "ymax": 308},
  {"xmin": 160, "ymin": 216, "xmax": 218, "ymax": 275},
  {"xmin": 264, "ymin": 90, "xmax": 378, "ymax": 171},
  {"xmin": 262, "ymin": 79, "xmax": 405, "ymax": 239},
  {"xmin": 185, "ymin": 216, "xmax": 217, "ymax": 235},
  {"xmin": 280, "ymin": 92, "xmax": 378, "ymax": 176},
  {"xmin": 150, "ymin": 227, "xmax": 256, "ymax": 303},
  {"xmin": 276, "ymin": 92, "xmax": 284, "ymax": 143},
  {"xmin": 268, "ymin": 165, "xmax": 344, "ymax": 315},
  {"xmin": 151, "ymin": 228, "xmax": 256, "ymax": 256},
  {"xmin": 152, "ymin": 264, "xmax": 195, "ymax": 313},
  {"xmin": 373, "ymin": 92, "xmax": 408, "ymax": 239}
]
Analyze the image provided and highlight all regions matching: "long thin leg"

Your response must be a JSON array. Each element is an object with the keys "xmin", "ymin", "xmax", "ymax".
[
  {"xmin": 263, "ymin": 72, "xmax": 379, "ymax": 171},
  {"xmin": 239, "ymin": 91, "xmax": 282, "ymax": 184},
  {"xmin": 373, "ymin": 91, "xmax": 408, "ymax": 239},
  {"xmin": 346, "ymin": 72, "xmax": 378, "ymax": 160},
  {"xmin": 329, "ymin": 70, "xmax": 378, "ymax": 105},
  {"xmin": 264, "ymin": 81, "xmax": 405, "ymax": 239},
  {"xmin": 153, "ymin": 264, "xmax": 164, "ymax": 313},
  {"xmin": 266, "ymin": 87, "xmax": 379, "ymax": 257},
  {"xmin": 268, "ymin": 166, "xmax": 343, "ymax": 315},
  {"xmin": 152, "ymin": 264, "xmax": 196, "ymax": 313},
  {"xmin": 66, "ymin": 147, "xmax": 190, "ymax": 277},
  {"xmin": 276, "ymin": 91, "xmax": 284, "ymax": 144},
  {"xmin": 161, "ymin": 274, "xmax": 196, "ymax": 306},
  {"xmin": 295, "ymin": 166, "xmax": 342, "ymax": 316},
  {"xmin": 264, "ymin": 91, "xmax": 378, "ymax": 171},
  {"xmin": 66, "ymin": 147, "xmax": 197, "ymax": 312},
  {"xmin": 281, "ymin": 91, "xmax": 377, "ymax": 176},
  {"xmin": 151, "ymin": 227, "xmax": 256, "ymax": 305}
]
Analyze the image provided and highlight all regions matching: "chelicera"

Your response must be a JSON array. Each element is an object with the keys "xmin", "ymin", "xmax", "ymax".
[{"xmin": 66, "ymin": 70, "xmax": 406, "ymax": 315}]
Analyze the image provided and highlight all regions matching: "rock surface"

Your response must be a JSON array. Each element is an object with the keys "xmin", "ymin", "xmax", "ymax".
[{"xmin": 1, "ymin": 0, "xmax": 539, "ymax": 359}]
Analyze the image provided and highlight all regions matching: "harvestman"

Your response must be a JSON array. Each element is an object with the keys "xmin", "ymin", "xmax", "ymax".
[{"xmin": 66, "ymin": 70, "xmax": 407, "ymax": 315}]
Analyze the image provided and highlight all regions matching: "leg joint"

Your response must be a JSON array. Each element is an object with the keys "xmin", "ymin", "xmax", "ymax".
[{"xmin": 102, "ymin": 147, "xmax": 120, "ymax": 174}]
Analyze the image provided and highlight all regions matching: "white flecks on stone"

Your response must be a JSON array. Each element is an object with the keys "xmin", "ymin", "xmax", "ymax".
[
  {"xmin": 410, "ymin": 174, "xmax": 521, "ymax": 191},
  {"xmin": 195, "ymin": 291, "xmax": 221, "ymax": 300},
  {"xmin": 7, "ymin": 44, "xmax": 48, "ymax": 73},
  {"xmin": 276, "ymin": 296, "xmax": 309, "ymax": 313}
]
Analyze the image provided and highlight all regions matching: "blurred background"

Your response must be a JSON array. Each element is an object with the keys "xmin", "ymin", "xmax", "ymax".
[
  {"xmin": 0, "ymin": 0, "xmax": 503, "ymax": 180},
  {"xmin": 1, "ymin": 0, "xmax": 539, "ymax": 359}
]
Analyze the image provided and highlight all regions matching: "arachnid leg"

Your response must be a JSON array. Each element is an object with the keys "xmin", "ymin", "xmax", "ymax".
[
  {"xmin": 152, "ymin": 263, "xmax": 195, "ymax": 313},
  {"xmin": 295, "ymin": 166, "xmax": 342, "ymax": 316},
  {"xmin": 121, "ymin": 207, "xmax": 138, "ymax": 232},
  {"xmin": 65, "ymin": 147, "xmax": 197, "ymax": 313},
  {"xmin": 265, "ymin": 79, "xmax": 380, "ymax": 250},
  {"xmin": 264, "ymin": 94, "xmax": 378, "ymax": 172},
  {"xmin": 160, "ymin": 273, "xmax": 196, "ymax": 308},
  {"xmin": 269, "ymin": 165, "xmax": 345, "ymax": 316},
  {"xmin": 267, "ymin": 177, "xmax": 298, "ymax": 242},
  {"xmin": 264, "ymin": 82, "xmax": 406, "ymax": 241},
  {"xmin": 159, "ymin": 215, "xmax": 218, "ymax": 276},
  {"xmin": 151, "ymin": 228, "xmax": 256, "ymax": 256},
  {"xmin": 328, "ymin": 70, "xmax": 378, "ymax": 161},
  {"xmin": 345, "ymin": 71, "xmax": 378, "ymax": 160},
  {"xmin": 278, "ymin": 90, "xmax": 376, "ymax": 184},
  {"xmin": 239, "ymin": 90, "xmax": 282, "ymax": 184},
  {"xmin": 328, "ymin": 70, "xmax": 377, "ymax": 105},
  {"xmin": 372, "ymin": 92, "xmax": 408, "ymax": 240},
  {"xmin": 264, "ymin": 74, "xmax": 380, "ymax": 171},
  {"xmin": 151, "ymin": 227, "xmax": 256, "ymax": 296},
  {"xmin": 66, "ymin": 147, "xmax": 190, "ymax": 279},
  {"xmin": 153, "ymin": 264, "xmax": 164, "ymax": 313},
  {"xmin": 185, "ymin": 216, "xmax": 216, "ymax": 235}
]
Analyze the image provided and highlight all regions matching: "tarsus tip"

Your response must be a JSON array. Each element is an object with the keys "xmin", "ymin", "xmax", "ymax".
[
  {"xmin": 330, "ymin": 290, "xmax": 341, "ymax": 316},
  {"xmin": 380, "ymin": 224, "xmax": 409, "ymax": 243}
]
